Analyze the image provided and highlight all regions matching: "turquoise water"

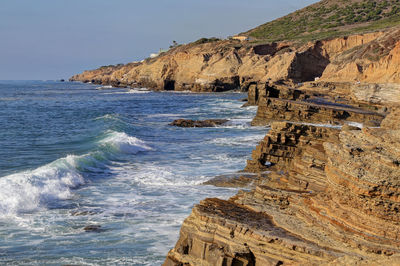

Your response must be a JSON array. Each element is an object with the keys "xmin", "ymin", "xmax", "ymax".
[{"xmin": 0, "ymin": 81, "xmax": 268, "ymax": 265}]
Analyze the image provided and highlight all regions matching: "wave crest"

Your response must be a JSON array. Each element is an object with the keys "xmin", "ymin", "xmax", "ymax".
[
  {"xmin": 0, "ymin": 131, "xmax": 151, "ymax": 216},
  {"xmin": 0, "ymin": 155, "xmax": 85, "ymax": 215},
  {"xmin": 99, "ymin": 131, "xmax": 153, "ymax": 154}
]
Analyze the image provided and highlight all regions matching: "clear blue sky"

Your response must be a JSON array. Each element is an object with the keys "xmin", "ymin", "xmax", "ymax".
[{"xmin": 0, "ymin": 0, "xmax": 318, "ymax": 80}]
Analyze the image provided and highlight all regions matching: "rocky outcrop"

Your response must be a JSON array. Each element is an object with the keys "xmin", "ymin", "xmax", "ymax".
[
  {"xmin": 250, "ymin": 82, "xmax": 385, "ymax": 126},
  {"xmin": 252, "ymin": 96, "xmax": 384, "ymax": 126},
  {"xmin": 244, "ymin": 122, "xmax": 339, "ymax": 192},
  {"xmin": 166, "ymin": 108, "xmax": 400, "ymax": 264},
  {"xmin": 170, "ymin": 119, "xmax": 228, "ymax": 128}
]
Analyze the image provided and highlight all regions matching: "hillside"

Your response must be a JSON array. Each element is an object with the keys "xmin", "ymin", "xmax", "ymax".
[{"xmin": 245, "ymin": 0, "xmax": 400, "ymax": 42}]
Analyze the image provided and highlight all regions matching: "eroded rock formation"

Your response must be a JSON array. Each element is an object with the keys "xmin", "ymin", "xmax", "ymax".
[
  {"xmin": 165, "ymin": 107, "xmax": 400, "ymax": 264},
  {"xmin": 71, "ymin": 29, "xmax": 400, "ymax": 93},
  {"xmin": 163, "ymin": 53, "xmax": 400, "ymax": 265}
]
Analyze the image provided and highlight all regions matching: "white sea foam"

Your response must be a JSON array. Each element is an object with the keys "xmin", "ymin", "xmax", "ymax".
[
  {"xmin": 209, "ymin": 133, "xmax": 266, "ymax": 147},
  {"xmin": 95, "ymin": 85, "xmax": 113, "ymax": 90},
  {"xmin": 94, "ymin": 114, "xmax": 120, "ymax": 120},
  {"xmin": 130, "ymin": 164, "xmax": 206, "ymax": 187},
  {"xmin": 103, "ymin": 90, "xmax": 150, "ymax": 95},
  {"xmin": 128, "ymin": 88, "xmax": 150, "ymax": 94},
  {"xmin": 219, "ymin": 118, "xmax": 252, "ymax": 128},
  {"xmin": 0, "ymin": 131, "xmax": 152, "ymax": 216},
  {"xmin": 346, "ymin": 121, "xmax": 364, "ymax": 128},
  {"xmin": 99, "ymin": 131, "xmax": 153, "ymax": 154},
  {"xmin": 146, "ymin": 113, "xmax": 182, "ymax": 118},
  {"xmin": 0, "ymin": 155, "xmax": 86, "ymax": 216}
]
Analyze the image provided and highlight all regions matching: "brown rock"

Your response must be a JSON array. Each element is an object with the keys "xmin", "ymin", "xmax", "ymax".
[
  {"xmin": 166, "ymin": 109, "xmax": 400, "ymax": 265},
  {"xmin": 251, "ymin": 90, "xmax": 384, "ymax": 126},
  {"xmin": 71, "ymin": 30, "xmax": 397, "ymax": 93},
  {"xmin": 83, "ymin": 225, "xmax": 103, "ymax": 232},
  {"xmin": 170, "ymin": 119, "xmax": 228, "ymax": 128}
]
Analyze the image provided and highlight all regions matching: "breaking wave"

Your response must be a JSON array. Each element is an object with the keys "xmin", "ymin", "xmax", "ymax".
[{"xmin": 0, "ymin": 131, "xmax": 152, "ymax": 216}]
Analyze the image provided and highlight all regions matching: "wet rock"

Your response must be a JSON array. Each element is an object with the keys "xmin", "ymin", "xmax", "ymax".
[
  {"xmin": 170, "ymin": 119, "xmax": 228, "ymax": 128},
  {"xmin": 203, "ymin": 173, "xmax": 263, "ymax": 188},
  {"xmin": 83, "ymin": 225, "xmax": 103, "ymax": 232}
]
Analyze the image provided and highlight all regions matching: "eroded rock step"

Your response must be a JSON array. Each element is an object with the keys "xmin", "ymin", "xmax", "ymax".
[
  {"xmin": 164, "ymin": 197, "xmax": 344, "ymax": 266},
  {"xmin": 252, "ymin": 96, "xmax": 384, "ymax": 126}
]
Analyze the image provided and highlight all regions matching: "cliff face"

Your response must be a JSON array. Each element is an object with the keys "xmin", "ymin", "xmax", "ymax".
[
  {"xmin": 162, "ymin": 29, "xmax": 400, "ymax": 265},
  {"xmin": 165, "ymin": 109, "xmax": 400, "ymax": 265},
  {"xmin": 321, "ymin": 29, "xmax": 400, "ymax": 83},
  {"xmin": 71, "ymin": 29, "xmax": 400, "ymax": 92}
]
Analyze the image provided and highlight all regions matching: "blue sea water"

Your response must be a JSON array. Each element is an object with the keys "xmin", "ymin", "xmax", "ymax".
[{"xmin": 0, "ymin": 81, "xmax": 268, "ymax": 265}]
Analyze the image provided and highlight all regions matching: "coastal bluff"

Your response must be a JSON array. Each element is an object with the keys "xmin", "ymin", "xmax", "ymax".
[{"xmin": 71, "ymin": 29, "xmax": 400, "ymax": 93}]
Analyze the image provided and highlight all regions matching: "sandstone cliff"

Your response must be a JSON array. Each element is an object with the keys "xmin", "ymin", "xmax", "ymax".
[
  {"xmin": 71, "ymin": 29, "xmax": 400, "ymax": 93},
  {"xmin": 162, "ymin": 29, "xmax": 400, "ymax": 264},
  {"xmin": 165, "ymin": 108, "xmax": 400, "ymax": 265}
]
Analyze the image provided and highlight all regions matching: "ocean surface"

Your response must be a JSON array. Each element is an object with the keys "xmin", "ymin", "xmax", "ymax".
[{"xmin": 0, "ymin": 81, "xmax": 268, "ymax": 265}]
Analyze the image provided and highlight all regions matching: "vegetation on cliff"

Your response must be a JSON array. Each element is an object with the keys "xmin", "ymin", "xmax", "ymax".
[{"xmin": 246, "ymin": 0, "xmax": 400, "ymax": 42}]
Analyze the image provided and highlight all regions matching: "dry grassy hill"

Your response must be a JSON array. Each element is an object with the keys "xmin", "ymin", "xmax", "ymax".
[{"xmin": 245, "ymin": 0, "xmax": 400, "ymax": 42}]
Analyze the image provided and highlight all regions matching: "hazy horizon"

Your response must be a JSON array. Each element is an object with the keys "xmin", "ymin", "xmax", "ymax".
[{"xmin": 1, "ymin": 0, "xmax": 318, "ymax": 80}]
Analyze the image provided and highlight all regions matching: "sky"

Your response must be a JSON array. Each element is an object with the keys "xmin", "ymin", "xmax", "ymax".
[{"xmin": 0, "ymin": 0, "xmax": 318, "ymax": 80}]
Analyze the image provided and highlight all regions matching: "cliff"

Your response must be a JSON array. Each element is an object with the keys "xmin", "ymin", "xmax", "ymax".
[
  {"xmin": 71, "ymin": 29, "xmax": 400, "ymax": 94},
  {"xmin": 165, "ymin": 107, "xmax": 400, "ymax": 265},
  {"xmin": 70, "ymin": 39, "xmax": 295, "ymax": 92},
  {"xmin": 161, "ymin": 26, "xmax": 400, "ymax": 266}
]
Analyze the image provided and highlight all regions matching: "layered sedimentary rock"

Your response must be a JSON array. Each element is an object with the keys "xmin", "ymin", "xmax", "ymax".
[
  {"xmin": 250, "ymin": 83, "xmax": 385, "ymax": 126},
  {"xmin": 321, "ymin": 29, "xmax": 400, "ymax": 84},
  {"xmin": 244, "ymin": 122, "xmax": 339, "ymax": 192},
  {"xmin": 160, "ymin": 29, "xmax": 400, "ymax": 264},
  {"xmin": 166, "ymin": 108, "xmax": 400, "ymax": 264},
  {"xmin": 71, "ymin": 29, "xmax": 400, "ymax": 93}
]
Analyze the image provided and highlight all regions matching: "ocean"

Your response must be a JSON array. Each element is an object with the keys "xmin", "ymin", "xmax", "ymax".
[{"xmin": 0, "ymin": 81, "xmax": 268, "ymax": 265}]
